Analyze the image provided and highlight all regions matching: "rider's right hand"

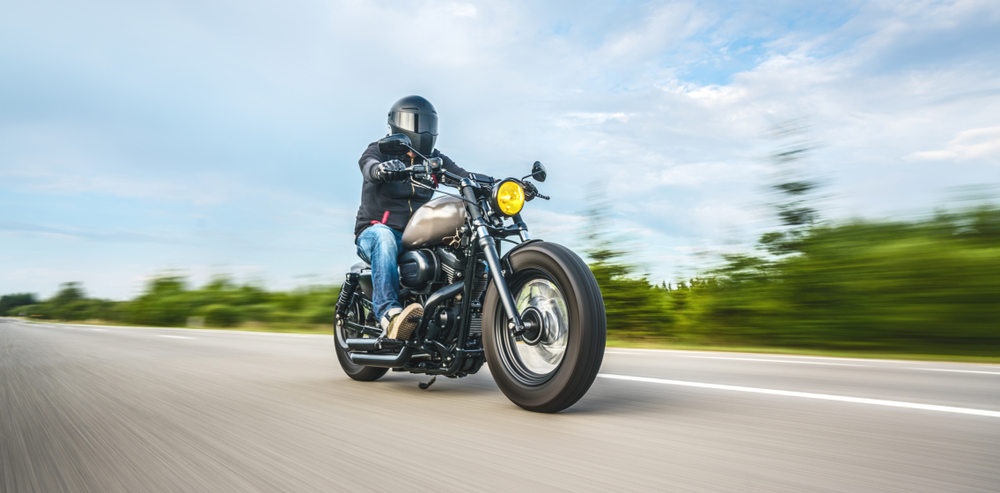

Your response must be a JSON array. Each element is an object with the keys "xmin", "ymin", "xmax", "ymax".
[{"xmin": 374, "ymin": 159, "xmax": 407, "ymax": 182}]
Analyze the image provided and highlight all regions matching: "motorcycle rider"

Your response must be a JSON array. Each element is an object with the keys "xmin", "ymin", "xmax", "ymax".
[{"xmin": 354, "ymin": 95, "xmax": 472, "ymax": 341}]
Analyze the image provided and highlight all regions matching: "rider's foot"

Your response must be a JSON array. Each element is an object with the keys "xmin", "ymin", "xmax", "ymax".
[
  {"xmin": 384, "ymin": 303, "xmax": 423, "ymax": 340},
  {"xmin": 379, "ymin": 306, "xmax": 402, "ymax": 337}
]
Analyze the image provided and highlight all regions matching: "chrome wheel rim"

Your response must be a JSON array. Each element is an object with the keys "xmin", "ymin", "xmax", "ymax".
[{"xmin": 496, "ymin": 273, "xmax": 570, "ymax": 385}]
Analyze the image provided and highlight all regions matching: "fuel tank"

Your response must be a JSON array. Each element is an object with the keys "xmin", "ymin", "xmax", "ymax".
[{"xmin": 402, "ymin": 195, "xmax": 467, "ymax": 250}]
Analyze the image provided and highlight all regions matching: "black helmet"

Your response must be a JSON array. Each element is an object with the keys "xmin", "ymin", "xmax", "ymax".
[{"xmin": 387, "ymin": 95, "xmax": 438, "ymax": 157}]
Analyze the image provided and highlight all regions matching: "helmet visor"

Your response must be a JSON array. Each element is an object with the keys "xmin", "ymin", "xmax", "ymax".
[{"xmin": 390, "ymin": 111, "xmax": 437, "ymax": 135}]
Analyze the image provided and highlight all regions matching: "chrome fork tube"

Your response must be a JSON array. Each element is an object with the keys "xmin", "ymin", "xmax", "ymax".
[
  {"xmin": 512, "ymin": 213, "xmax": 530, "ymax": 242},
  {"xmin": 475, "ymin": 221, "xmax": 524, "ymax": 333}
]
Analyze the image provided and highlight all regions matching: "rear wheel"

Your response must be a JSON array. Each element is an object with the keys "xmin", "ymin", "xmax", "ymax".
[
  {"xmin": 334, "ymin": 292, "xmax": 388, "ymax": 381},
  {"xmin": 483, "ymin": 242, "xmax": 606, "ymax": 412}
]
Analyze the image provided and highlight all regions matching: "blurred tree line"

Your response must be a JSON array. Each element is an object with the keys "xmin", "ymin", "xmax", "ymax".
[
  {"xmin": 5, "ymin": 277, "xmax": 342, "ymax": 331},
  {"xmin": 590, "ymin": 204, "xmax": 999, "ymax": 356},
  {"xmin": 3, "ymin": 205, "xmax": 997, "ymax": 354}
]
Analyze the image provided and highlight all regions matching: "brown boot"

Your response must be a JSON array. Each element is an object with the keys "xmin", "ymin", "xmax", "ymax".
[{"xmin": 386, "ymin": 303, "xmax": 423, "ymax": 340}]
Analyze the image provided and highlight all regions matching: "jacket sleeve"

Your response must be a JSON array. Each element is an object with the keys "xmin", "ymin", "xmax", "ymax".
[
  {"xmin": 359, "ymin": 143, "xmax": 385, "ymax": 183},
  {"xmin": 438, "ymin": 152, "xmax": 471, "ymax": 179}
]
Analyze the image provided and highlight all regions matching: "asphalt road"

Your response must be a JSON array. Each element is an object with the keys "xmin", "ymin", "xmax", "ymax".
[{"xmin": 2, "ymin": 318, "xmax": 998, "ymax": 493}]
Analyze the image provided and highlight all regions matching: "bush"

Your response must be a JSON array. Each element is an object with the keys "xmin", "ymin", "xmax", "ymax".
[
  {"xmin": 202, "ymin": 304, "xmax": 241, "ymax": 327},
  {"xmin": 242, "ymin": 304, "xmax": 277, "ymax": 323},
  {"xmin": 303, "ymin": 306, "xmax": 337, "ymax": 325},
  {"xmin": 16, "ymin": 304, "xmax": 50, "ymax": 318}
]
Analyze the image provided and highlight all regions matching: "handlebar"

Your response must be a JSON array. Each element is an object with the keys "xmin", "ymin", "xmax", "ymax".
[
  {"xmin": 403, "ymin": 160, "xmax": 548, "ymax": 200},
  {"xmin": 404, "ymin": 156, "xmax": 445, "ymax": 179}
]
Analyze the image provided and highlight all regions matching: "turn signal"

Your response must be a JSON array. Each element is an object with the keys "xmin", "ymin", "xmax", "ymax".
[{"xmin": 493, "ymin": 180, "xmax": 525, "ymax": 216}]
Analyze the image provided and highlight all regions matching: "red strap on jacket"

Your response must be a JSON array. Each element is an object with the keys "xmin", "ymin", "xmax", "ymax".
[{"xmin": 371, "ymin": 210, "xmax": 390, "ymax": 225}]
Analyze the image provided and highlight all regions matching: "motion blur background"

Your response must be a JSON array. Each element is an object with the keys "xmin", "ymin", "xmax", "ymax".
[{"xmin": 2, "ymin": 0, "xmax": 998, "ymax": 356}]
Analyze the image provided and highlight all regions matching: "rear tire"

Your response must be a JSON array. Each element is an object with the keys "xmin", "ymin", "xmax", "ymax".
[
  {"xmin": 483, "ymin": 242, "xmax": 606, "ymax": 412},
  {"xmin": 334, "ymin": 292, "xmax": 388, "ymax": 382}
]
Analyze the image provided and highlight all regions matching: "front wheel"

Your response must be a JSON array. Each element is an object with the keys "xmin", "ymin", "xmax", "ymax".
[{"xmin": 483, "ymin": 242, "xmax": 606, "ymax": 412}]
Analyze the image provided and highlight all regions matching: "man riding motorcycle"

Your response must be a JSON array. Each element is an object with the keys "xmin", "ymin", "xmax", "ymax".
[{"xmin": 354, "ymin": 95, "xmax": 472, "ymax": 341}]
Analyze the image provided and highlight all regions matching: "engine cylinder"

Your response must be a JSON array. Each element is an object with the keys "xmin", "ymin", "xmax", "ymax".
[{"xmin": 398, "ymin": 249, "xmax": 439, "ymax": 291}]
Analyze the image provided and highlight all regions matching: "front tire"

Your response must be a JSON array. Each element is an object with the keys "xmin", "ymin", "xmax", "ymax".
[
  {"xmin": 334, "ymin": 293, "xmax": 388, "ymax": 381},
  {"xmin": 483, "ymin": 242, "xmax": 606, "ymax": 412}
]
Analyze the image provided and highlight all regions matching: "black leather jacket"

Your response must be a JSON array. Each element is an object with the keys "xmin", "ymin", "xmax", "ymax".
[{"xmin": 354, "ymin": 141, "xmax": 471, "ymax": 239}]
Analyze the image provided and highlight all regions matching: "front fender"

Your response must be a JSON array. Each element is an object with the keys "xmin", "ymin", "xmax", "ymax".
[{"xmin": 499, "ymin": 239, "xmax": 543, "ymax": 278}]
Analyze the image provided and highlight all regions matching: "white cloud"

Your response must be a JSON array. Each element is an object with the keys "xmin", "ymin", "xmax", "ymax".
[
  {"xmin": 555, "ymin": 112, "xmax": 633, "ymax": 127},
  {"xmin": 451, "ymin": 3, "xmax": 477, "ymax": 17},
  {"xmin": 649, "ymin": 162, "xmax": 764, "ymax": 187},
  {"xmin": 909, "ymin": 126, "xmax": 1000, "ymax": 163},
  {"xmin": 597, "ymin": 2, "xmax": 709, "ymax": 63}
]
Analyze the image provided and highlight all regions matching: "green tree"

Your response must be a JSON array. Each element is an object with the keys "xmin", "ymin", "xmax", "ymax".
[
  {"xmin": 49, "ymin": 282, "xmax": 87, "ymax": 320},
  {"xmin": 126, "ymin": 276, "xmax": 193, "ymax": 326},
  {"xmin": 0, "ymin": 293, "xmax": 37, "ymax": 315},
  {"xmin": 581, "ymin": 184, "xmax": 672, "ymax": 338}
]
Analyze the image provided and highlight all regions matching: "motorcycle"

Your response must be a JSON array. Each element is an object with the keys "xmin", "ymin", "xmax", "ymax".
[{"xmin": 334, "ymin": 134, "xmax": 606, "ymax": 412}]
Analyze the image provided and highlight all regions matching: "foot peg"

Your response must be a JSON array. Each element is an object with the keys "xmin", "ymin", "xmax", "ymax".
[{"xmin": 419, "ymin": 376, "xmax": 437, "ymax": 390}]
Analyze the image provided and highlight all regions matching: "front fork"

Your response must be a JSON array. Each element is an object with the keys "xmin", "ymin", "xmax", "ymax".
[
  {"xmin": 475, "ymin": 222, "xmax": 525, "ymax": 335},
  {"xmin": 461, "ymin": 180, "xmax": 528, "ymax": 336}
]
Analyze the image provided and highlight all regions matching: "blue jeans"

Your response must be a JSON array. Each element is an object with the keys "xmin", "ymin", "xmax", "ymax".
[{"xmin": 356, "ymin": 224, "xmax": 403, "ymax": 324}]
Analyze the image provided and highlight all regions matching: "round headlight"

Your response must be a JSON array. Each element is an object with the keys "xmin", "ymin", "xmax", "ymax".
[{"xmin": 493, "ymin": 180, "xmax": 525, "ymax": 216}]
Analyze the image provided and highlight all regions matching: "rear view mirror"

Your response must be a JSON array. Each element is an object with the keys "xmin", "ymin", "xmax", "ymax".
[
  {"xmin": 531, "ymin": 161, "xmax": 547, "ymax": 182},
  {"xmin": 378, "ymin": 134, "xmax": 412, "ymax": 155}
]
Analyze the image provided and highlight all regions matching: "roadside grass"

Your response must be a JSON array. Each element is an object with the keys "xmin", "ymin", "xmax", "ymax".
[{"xmin": 16, "ymin": 318, "xmax": 997, "ymax": 364}]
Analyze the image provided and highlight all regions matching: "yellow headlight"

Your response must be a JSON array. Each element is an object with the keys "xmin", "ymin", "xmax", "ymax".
[{"xmin": 494, "ymin": 180, "xmax": 525, "ymax": 216}]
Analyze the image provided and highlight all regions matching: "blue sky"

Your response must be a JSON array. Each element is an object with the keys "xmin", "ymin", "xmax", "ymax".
[{"xmin": 2, "ymin": 0, "xmax": 999, "ymax": 299}]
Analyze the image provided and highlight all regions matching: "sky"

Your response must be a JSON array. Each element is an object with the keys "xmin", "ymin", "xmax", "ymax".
[{"xmin": 2, "ymin": 0, "xmax": 999, "ymax": 300}]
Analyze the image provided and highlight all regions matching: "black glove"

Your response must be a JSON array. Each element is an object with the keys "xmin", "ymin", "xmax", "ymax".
[{"xmin": 373, "ymin": 159, "xmax": 407, "ymax": 182}]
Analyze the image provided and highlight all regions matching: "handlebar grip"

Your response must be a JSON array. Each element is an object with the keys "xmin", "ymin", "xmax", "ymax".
[{"xmin": 408, "ymin": 158, "xmax": 443, "ymax": 176}]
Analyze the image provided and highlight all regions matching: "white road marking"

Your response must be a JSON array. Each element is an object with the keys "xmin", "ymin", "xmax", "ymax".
[
  {"xmin": 678, "ymin": 355, "xmax": 863, "ymax": 366},
  {"xmin": 910, "ymin": 368, "xmax": 1000, "ymax": 375},
  {"xmin": 159, "ymin": 335, "xmax": 195, "ymax": 340},
  {"xmin": 598, "ymin": 374, "xmax": 1000, "ymax": 418},
  {"xmin": 605, "ymin": 350, "xmax": 646, "ymax": 355},
  {"xmin": 91, "ymin": 329, "xmax": 106, "ymax": 332}
]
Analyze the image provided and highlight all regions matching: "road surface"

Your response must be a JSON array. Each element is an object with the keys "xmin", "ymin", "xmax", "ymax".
[{"xmin": 2, "ymin": 318, "xmax": 998, "ymax": 492}]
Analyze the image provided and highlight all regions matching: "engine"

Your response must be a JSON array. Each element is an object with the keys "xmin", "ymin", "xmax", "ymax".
[
  {"xmin": 398, "ymin": 249, "xmax": 439, "ymax": 291},
  {"xmin": 398, "ymin": 247, "xmax": 489, "ymax": 300},
  {"xmin": 398, "ymin": 246, "xmax": 490, "ymax": 342}
]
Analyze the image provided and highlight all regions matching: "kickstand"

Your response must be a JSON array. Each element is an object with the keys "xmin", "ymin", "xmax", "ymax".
[{"xmin": 418, "ymin": 376, "xmax": 436, "ymax": 390}]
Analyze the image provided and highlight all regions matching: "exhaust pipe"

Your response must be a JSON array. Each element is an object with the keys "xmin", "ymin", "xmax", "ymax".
[
  {"xmin": 345, "ymin": 338, "xmax": 404, "ymax": 351},
  {"xmin": 349, "ymin": 346, "xmax": 415, "ymax": 368}
]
